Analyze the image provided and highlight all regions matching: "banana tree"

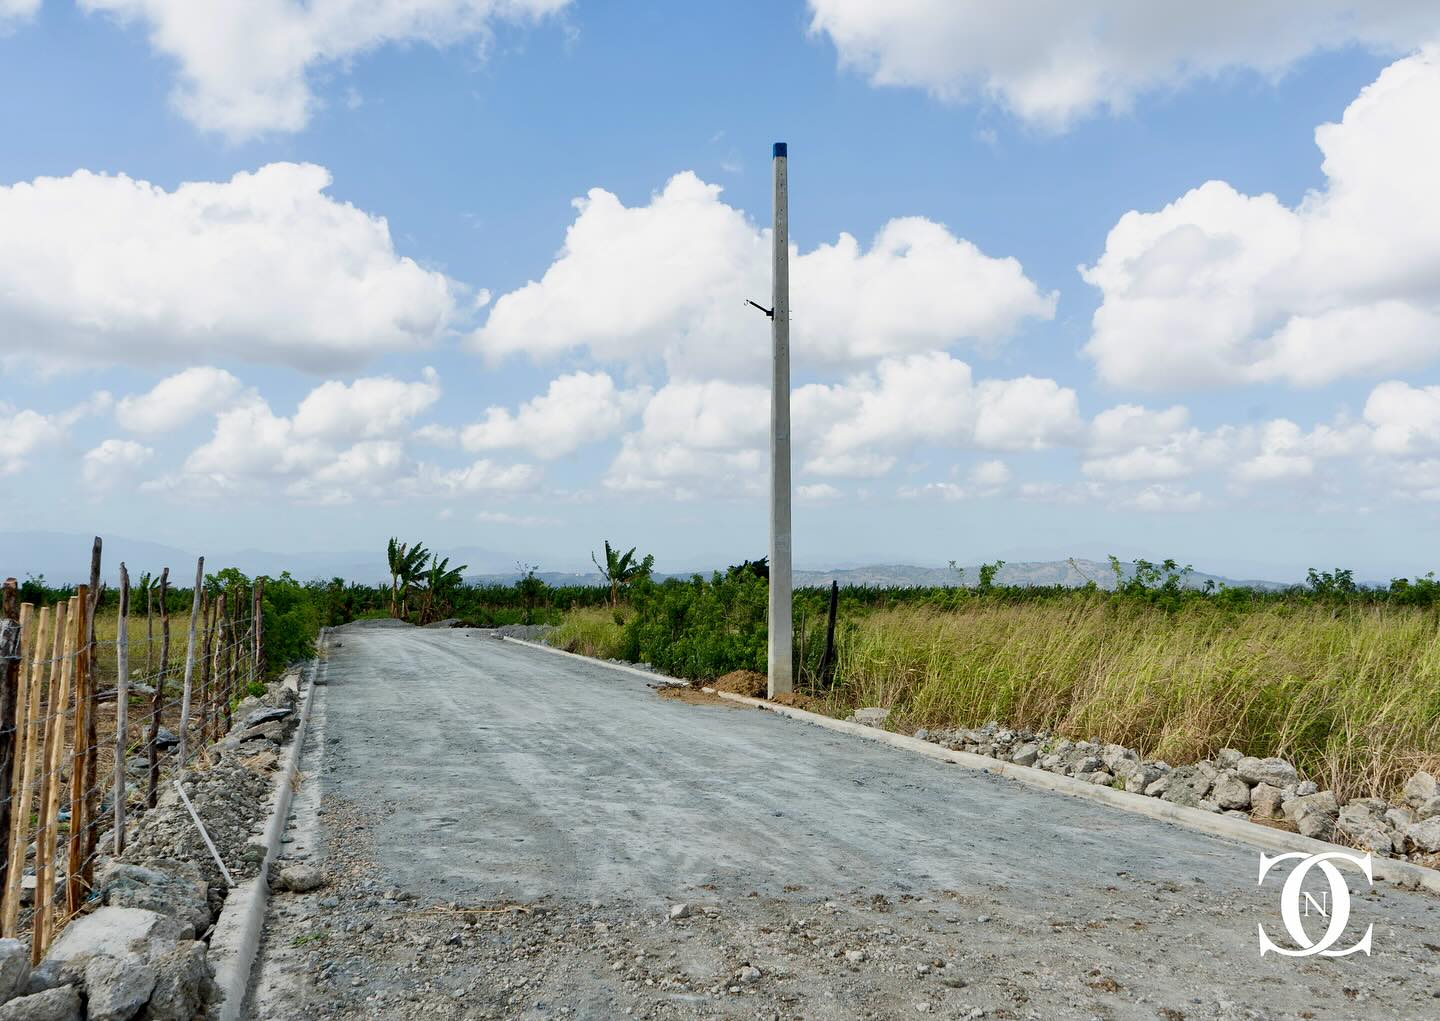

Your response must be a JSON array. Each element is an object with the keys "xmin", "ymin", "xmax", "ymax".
[
  {"xmin": 591, "ymin": 541, "xmax": 655, "ymax": 609},
  {"xmin": 418, "ymin": 555, "xmax": 468, "ymax": 624},
  {"xmin": 386, "ymin": 538, "xmax": 430, "ymax": 619}
]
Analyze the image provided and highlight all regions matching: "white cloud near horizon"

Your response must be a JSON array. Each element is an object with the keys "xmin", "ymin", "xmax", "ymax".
[
  {"xmin": 158, "ymin": 369, "xmax": 533, "ymax": 505},
  {"xmin": 807, "ymin": 0, "xmax": 1439, "ymax": 129},
  {"xmin": 472, "ymin": 172, "xmax": 1054, "ymax": 380},
  {"xmin": 0, "ymin": 394, "xmax": 111, "ymax": 476},
  {"xmin": 1083, "ymin": 50, "xmax": 1440, "ymax": 390},
  {"xmin": 80, "ymin": 0, "xmax": 571, "ymax": 140},
  {"xmin": 0, "ymin": 163, "xmax": 458, "ymax": 373}
]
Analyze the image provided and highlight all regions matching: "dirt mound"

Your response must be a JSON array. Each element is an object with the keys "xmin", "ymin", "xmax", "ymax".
[{"xmin": 711, "ymin": 670, "xmax": 766, "ymax": 697}]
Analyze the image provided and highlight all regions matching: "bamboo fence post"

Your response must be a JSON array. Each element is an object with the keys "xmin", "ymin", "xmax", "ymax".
[
  {"xmin": 148, "ymin": 569, "xmax": 169, "ymax": 810},
  {"xmin": 66, "ymin": 585, "xmax": 91, "ymax": 916},
  {"xmin": 0, "ymin": 580, "xmax": 19, "ymax": 921},
  {"xmin": 81, "ymin": 540, "xmax": 101, "ymax": 884},
  {"xmin": 252, "ymin": 578, "xmax": 264, "ymax": 686},
  {"xmin": 175, "ymin": 558, "xmax": 204, "ymax": 767},
  {"xmin": 223, "ymin": 593, "xmax": 237, "ymax": 733},
  {"xmin": 4, "ymin": 605, "xmax": 47, "ymax": 936},
  {"xmin": 145, "ymin": 583, "xmax": 153, "ymax": 678},
  {"xmin": 196, "ymin": 595, "xmax": 210, "ymax": 746},
  {"xmin": 0, "ymin": 602, "xmax": 31, "ymax": 935},
  {"xmin": 31, "ymin": 600, "xmax": 65, "ymax": 962},
  {"xmin": 34, "ymin": 597, "xmax": 76, "ymax": 961},
  {"xmin": 114, "ymin": 565, "xmax": 130, "ymax": 856}
]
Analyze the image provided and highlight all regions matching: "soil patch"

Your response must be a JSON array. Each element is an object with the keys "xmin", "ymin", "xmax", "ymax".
[
  {"xmin": 769, "ymin": 691, "xmax": 830, "ymax": 713},
  {"xmin": 711, "ymin": 670, "xmax": 766, "ymax": 697},
  {"xmin": 656, "ymin": 686, "xmax": 742, "ymax": 709}
]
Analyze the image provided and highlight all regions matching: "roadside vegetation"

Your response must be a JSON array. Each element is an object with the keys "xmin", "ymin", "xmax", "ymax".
[
  {"xmin": 26, "ymin": 543, "xmax": 1438, "ymax": 800},
  {"xmin": 551, "ymin": 558, "xmax": 1440, "ymax": 802}
]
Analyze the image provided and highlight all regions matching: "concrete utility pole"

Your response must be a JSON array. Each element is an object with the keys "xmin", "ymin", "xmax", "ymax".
[{"xmin": 768, "ymin": 141, "xmax": 793, "ymax": 698}]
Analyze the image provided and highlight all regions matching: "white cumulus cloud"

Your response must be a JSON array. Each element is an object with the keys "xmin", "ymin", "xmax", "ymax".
[
  {"xmin": 82, "ymin": 438, "xmax": 154, "ymax": 488},
  {"xmin": 81, "ymin": 0, "xmax": 571, "ymax": 140},
  {"xmin": 605, "ymin": 352, "xmax": 1081, "ymax": 495},
  {"xmin": 0, "ymin": 163, "xmax": 458, "ymax": 373},
  {"xmin": 116, "ymin": 367, "xmax": 246, "ymax": 433},
  {"xmin": 460, "ymin": 371, "xmax": 650, "ymax": 459},
  {"xmin": 472, "ymin": 172, "xmax": 1053, "ymax": 380},
  {"xmin": 1, "ymin": 0, "xmax": 39, "ymax": 28},
  {"xmin": 293, "ymin": 369, "xmax": 442, "ymax": 440},
  {"xmin": 807, "ymin": 0, "xmax": 1438, "ymax": 128},
  {"xmin": 1082, "ymin": 51, "xmax": 1440, "ymax": 389}
]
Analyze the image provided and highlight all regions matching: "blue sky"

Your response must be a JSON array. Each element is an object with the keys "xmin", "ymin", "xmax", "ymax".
[{"xmin": 2, "ymin": 2, "xmax": 1439, "ymax": 581}]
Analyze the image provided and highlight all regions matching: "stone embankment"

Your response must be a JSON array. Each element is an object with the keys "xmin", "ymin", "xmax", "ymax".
[
  {"xmin": 850, "ymin": 711, "xmax": 1440, "ymax": 867},
  {"xmin": 0, "ymin": 679, "xmax": 303, "ymax": 1020}
]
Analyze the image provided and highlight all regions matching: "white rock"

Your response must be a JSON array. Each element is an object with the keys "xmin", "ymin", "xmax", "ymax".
[
  {"xmin": 668, "ymin": 904, "xmax": 691, "ymax": 920},
  {"xmin": 1402, "ymin": 771, "xmax": 1437, "ymax": 809},
  {"xmin": 0, "ymin": 986, "xmax": 80, "ymax": 1021},
  {"xmin": 83, "ymin": 953, "xmax": 157, "ymax": 1021},
  {"xmin": 1235, "ymin": 756, "xmax": 1298, "ymax": 788},
  {"xmin": 850, "ymin": 708, "xmax": 889, "ymax": 728},
  {"xmin": 0, "ymin": 939, "xmax": 27, "ymax": 1004},
  {"xmin": 1407, "ymin": 817, "xmax": 1440, "ymax": 853}
]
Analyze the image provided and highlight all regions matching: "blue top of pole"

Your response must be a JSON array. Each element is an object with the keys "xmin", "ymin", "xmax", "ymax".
[{"xmin": 773, "ymin": 142, "xmax": 787, "ymax": 158}]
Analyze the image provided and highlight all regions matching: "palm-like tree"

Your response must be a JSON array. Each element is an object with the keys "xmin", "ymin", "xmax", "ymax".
[
  {"xmin": 418, "ymin": 555, "xmax": 468, "ymax": 624},
  {"xmin": 591, "ymin": 541, "xmax": 655, "ymax": 608},
  {"xmin": 386, "ymin": 538, "xmax": 430, "ymax": 619}
]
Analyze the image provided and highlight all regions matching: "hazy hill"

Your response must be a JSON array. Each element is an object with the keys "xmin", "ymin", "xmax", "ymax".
[
  {"xmin": 794, "ymin": 559, "xmax": 1293, "ymax": 591},
  {"xmin": 1, "ymin": 533, "xmax": 1295, "ymax": 591}
]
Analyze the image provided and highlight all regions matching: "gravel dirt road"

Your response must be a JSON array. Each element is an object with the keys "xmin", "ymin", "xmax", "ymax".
[{"xmin": 245, "ymin": 625, "xmax": 1440, "ymax": 1020}]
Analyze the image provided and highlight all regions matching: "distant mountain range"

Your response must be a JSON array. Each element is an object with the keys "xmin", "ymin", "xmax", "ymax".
[
  {"xmin": 0, "ymin": 531, "xmax": 529, "ymax": 586},
  {"xmin": 0, "ymin": 532, "xmax": 1300, "ymax": 591},
  {"xmin": 792, "ymin": 559, "xmax": 1292, "ymax": 591}
]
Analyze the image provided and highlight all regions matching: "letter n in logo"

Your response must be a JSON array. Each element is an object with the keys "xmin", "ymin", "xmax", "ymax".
[{"xmin": 1257, "ymin": 851, "xmax": 1373, "ymax": 958}]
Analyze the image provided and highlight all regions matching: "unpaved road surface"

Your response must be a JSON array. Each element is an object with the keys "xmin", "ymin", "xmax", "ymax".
[{"xmin": 246, "ymin": 625, "xmax": 1440, "ymax": 1020}]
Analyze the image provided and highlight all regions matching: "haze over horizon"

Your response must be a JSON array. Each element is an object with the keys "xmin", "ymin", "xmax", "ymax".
[{"xmin": 3, "ymin": 4, "xmax": 1440, "ymax": 581}]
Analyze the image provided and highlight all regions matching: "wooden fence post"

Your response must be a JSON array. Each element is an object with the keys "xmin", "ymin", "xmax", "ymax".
[
  {"xmin": 817, "ymin": 580, "xmax": 839, "ymax": 688},
  {"xmin": 145, "ymin": 583, "xmax": 153, "ymax": 678},
  {"xmin": 223, "ymin": 592, "xmax": 237, "ymax": 733},
  {"xmin": 66, "ymin": 585, "xmax": 91, "ymax": 916},
  {"xmin": 198, "ymin": 593, "xmax": 215, "ymax": 746},
  {"xmin": 35, "ymin": 597, "xmax": 76, "ymax": 959},
  {"xmin": 4, "ymin": 605, "xmax": 46, "ymax": 936},
  {"xmin": 82, "ymin": 539, "xmax": 101, "ymax": 883},
  {"xmin": 0, "ymin": 597, "xmax": 29, "ymax": 934},
  {"xmin": 176, "ymin": 557, "xmax": 204, "ymax": 766},
  {"xmin": 114, "ymin": 565, "xmax": 130, "ymax": 856},
  {"xmin": 0, "ymin": 579, "xmax": 20, "ymax": 924},
  {"xmin": 252, "ymin": 577, "xmax": 264, "ymax": 687},
  {"xmin": 148, "ymin": 569, "xmax": 169, "ymax": 810}
]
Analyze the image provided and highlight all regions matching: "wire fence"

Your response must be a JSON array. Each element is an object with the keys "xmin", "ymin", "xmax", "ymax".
[{"xmin": 0, "ymin": 540, "xmax": 266, "ymax": 965}]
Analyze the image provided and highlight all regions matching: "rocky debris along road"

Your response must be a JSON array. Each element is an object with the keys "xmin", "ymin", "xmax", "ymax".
[
  {"xmin": 874, "ymin": 718, "xmax": 1440, "ymax": 868},
  {"xmin": 248, "ymin": 628, "xmax": 1440, "ymax": 1019},
  {"xmin": 0, "ymin": 677, "xmax": 303, "ymax": 1020}
]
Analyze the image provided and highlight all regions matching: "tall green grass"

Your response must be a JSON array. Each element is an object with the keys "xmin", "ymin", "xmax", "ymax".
[
  {"xmin": 548, "ymin": 608, "xmax": 627, "ymax": 660},
  {"xmin": 823, "ymin": 598, "xmax": 1440, "ymax": 800},
  {"xmin": 556, "ymin": 588, "xmax": 1440, "ymax": 801}
]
